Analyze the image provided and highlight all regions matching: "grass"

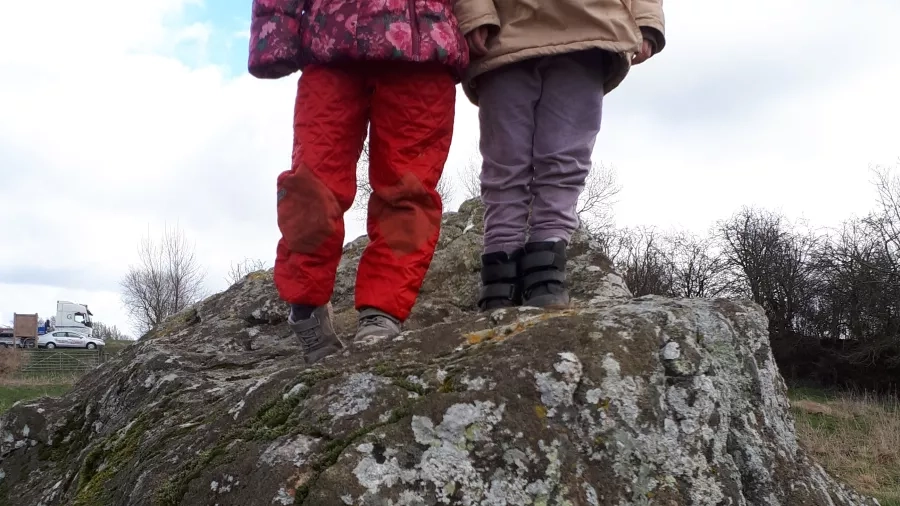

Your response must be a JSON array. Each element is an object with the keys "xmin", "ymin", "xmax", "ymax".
[
  {"xmin": 103, "ymin": 339, "xmax": 135, "ymax": 356},
  {"xmin": 0, "ymin": 343, "xmax": 125, "ymax": 415},
  {"xmin": 0, "ymin": 348, "xmax": 76, "ymax": 413},
  {"xmin": 0, "ymin": 382, "xmax": 72, "ymax": 413},
  {"xmin": 790, "ymin": 386, "xmax": 900, "ymax": 505}
]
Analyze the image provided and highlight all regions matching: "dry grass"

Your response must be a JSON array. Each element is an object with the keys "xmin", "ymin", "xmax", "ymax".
[
  {"xmin": 791, "ymin": 388, "xmax": 900, "ymax": 505},
  {"xmin": 0, "ymin": 374, "xmax": 81, "ymax": 387},
  {"xmin": 0, "ymin": 348, "xmax": 27, "ymax": 377}
]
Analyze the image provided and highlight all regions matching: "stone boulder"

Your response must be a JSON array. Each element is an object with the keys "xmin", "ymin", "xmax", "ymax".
[{"xmin": 0, "ymin": 201, "xmax": 877, "ymax": 506}]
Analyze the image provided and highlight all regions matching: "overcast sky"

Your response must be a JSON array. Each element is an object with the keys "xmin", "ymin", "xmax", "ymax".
[{"xmin": 1, "ymin": 0, "xmax": 898, "ymax": 335}]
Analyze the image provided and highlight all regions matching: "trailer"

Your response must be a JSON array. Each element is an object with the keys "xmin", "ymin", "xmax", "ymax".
[{"xmin": 9, "ymin": 313, "xmax": 38, "ymax": 348}]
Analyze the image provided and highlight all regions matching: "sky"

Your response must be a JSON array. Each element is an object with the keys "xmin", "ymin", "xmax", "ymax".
[{"xmin": 1, "ymin": 0, "xmax": 898, "ymax": 336}]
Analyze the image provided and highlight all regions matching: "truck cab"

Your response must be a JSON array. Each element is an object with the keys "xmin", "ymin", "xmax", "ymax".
[
  {"xmin": 56, "ymin": 301, "xmax": 94, "ymax": 337},
  {"xmin": 0, "ymin": 327, "xmax": 14, "ymax": 348}
]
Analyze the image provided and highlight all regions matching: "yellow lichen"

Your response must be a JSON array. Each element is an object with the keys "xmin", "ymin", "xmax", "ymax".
[
  {"xmin": 465, "ymin": 332, "xmax": 484, "ymax": 345},
  {"xmin": 462, "ymin": 310, "xmax": 579, "ymax": 346},
  {"xmin": 247, "ymin": 270, "xmax": 273, "ymax": 281}
]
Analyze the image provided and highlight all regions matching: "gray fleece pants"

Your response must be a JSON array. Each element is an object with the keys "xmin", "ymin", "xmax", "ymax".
[{"xmin": 477, "ymin": 51, "xmax": 606, "ymax": 254}]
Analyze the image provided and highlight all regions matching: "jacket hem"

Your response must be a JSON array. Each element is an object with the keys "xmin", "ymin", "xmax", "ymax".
[
  {"xmin": 462, "ymin": 39, "xmax": 637, "ymax": 104},
  {"xmin": 295, "ymin": 56, "xmax": 466, "ymax": 84},
  {"xmin": 459, "ymin": 12, "xmax": 501, "ymax": 35}
]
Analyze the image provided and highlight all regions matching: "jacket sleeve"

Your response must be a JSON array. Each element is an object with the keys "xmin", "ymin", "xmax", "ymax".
[
  {"xmin": 247, "ymin": 0, "xmax": 305, "ymax": 79},
  {"xmin": 632, "ymin": 0, "xmax": 666, "ymax": 54},
  {"xmin": 453, "ymin": 0, "xmax": 500, "ymax": 36}
]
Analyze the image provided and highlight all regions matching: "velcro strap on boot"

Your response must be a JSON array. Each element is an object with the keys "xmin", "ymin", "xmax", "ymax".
[
  {"xmin": 481, "ymin": 262, "xmax": 518, "ymax": 283},
  {"xmin": 523, "ymin": 270, "xmax": 565, "ymax": 289},
  {"xmin": 520, "ymin": 251, "xmax": 565, "ymax": 273},
  {"xmin": 479, "ymin": 283, "xmax": 517, "ymax": 302}
]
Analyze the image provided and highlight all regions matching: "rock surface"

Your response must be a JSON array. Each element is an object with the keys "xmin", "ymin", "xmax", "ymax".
[{"xmin": 0, "ymin": 201, "xmax": 878, "ymax": 506}]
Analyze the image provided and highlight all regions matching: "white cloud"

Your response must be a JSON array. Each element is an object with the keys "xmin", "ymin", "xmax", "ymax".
[{"xmin": 1, "ymin": 0, "xmax": 898, "ymax": 334}]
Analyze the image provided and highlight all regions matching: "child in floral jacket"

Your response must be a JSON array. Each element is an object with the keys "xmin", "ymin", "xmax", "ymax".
[{"xmin": 249, "ymin": 0, "xmax": 468, "ymax": 363}]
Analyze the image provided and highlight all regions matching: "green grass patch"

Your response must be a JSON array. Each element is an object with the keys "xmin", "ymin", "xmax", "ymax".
[
  {"xmin": 0, "ymin": 384, "xmax": 71, "ymax": 413},
  {"xmin": 787, "ymin": 384, "xmax": 837, "ymax": 403}
]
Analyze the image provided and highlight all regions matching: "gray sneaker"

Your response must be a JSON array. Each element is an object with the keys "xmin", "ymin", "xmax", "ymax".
[
  {"xmin": 289, "ymin": 304, "xmax": 343, "ymax": 364},
  {"xmin": 355, "ymin": 308, "xmax": 401, "ymax": 341}
]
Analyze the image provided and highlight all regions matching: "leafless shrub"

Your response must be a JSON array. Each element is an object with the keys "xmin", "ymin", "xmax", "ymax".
[
  {"xmin": 120, "ymin": 224, "xmax": 207, "ymax": 335},
  {"xmin": 666, "ymin": 231, "xmax": 731, "ymax": 298},
  {"xmin": 226, "ymin": 257, "xmax": 269, "ymax": 285},
  {"xmin": 459, "ymin": 149, "xmax": 482, "ymax": 201},
  {"xmin": 91, "ymin": 321, "xmax": 130, "ymax": 340},
  {"xmin": 577, "ymin": 163, "xmax": 622, "ymax": 235},
  {"xmin": 606, "ymin": 226, "xmax": 675, "ymax": 297}
]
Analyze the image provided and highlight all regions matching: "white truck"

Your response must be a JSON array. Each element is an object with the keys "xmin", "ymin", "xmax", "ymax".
[
  {"xmin": 54, "ymin": 301, "xmax": 94, "ymax": 337},
  {"xmin": 0, "ymin": 302, "xmax": 95, "ymax": 347}
]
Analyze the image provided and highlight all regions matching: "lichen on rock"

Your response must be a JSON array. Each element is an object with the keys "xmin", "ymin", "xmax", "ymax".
[{"xmin": 0, "ymin": 200, "xmax": 879, "ymax": 506}]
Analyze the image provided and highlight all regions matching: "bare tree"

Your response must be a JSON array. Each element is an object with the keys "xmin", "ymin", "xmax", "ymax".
[
  {"xmin": 437, "ymin": 177, "xmax": 456, "ymax": 208},
  {"xmin": 460, "ymin": 147, "xmax": 482, "ymax": 201},
  {"xmin": 577, "ymin": 163, "xmax": 622, "ymax": 235},
  {"xmin": 666, "ymin": 231, "xmax": 731, "ymax": 298},
  {"xmin": 352, "ymin": 140, "xmax": 456, "ymax": 216},
  {"xmin": 92, "ymin": 321, "xmax": 130, "ymax": 340},
  {"xmin": 352, "ymin": 140, "xmax": 373, "ymax": 213},
  {"xmin": 861, "ymin": 163, "xmax": 900, "ymax": 276},
  {"xmin": 120, "ymin": 224, "xmax": 207, "ymax": 335},
  {"xmin": 225, "ymin": 257, "xmax": 269, "ymax": 285},
  {"xmin": 717, "ymin": 207, "xmax": 820, "ymax": 337},
  {"xmin": 608, "ymin": 226, "xmax": 675, "ymax": 297}
]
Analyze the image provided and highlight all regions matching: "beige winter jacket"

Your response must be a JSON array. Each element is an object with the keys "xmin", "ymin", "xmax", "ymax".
[{"xmin": 454, "ymin": 0, "xmax": 666, "ymax": 104}]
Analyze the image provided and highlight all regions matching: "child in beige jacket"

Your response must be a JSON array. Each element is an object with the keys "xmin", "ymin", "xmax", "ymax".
[{"xmin": 455, "ymin": 0, "xmax": 666, "ymax": 310}]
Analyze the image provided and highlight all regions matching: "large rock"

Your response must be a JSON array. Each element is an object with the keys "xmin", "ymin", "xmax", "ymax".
[{"xmin": 0, "ymin": 201, "xmax": 877, "ymax": 506}]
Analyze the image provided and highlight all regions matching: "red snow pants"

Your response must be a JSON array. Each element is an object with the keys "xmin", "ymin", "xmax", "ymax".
[{"xmin": 274, "ymin": 62, "xmax": 456, "ymax": 321}]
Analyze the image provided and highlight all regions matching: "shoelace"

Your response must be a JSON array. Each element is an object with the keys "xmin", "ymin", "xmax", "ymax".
[
  {"xmin": 296, "ymin": 324, "xmax": 323, "ymax": 351},
  {"xmin": 359, "ymin": 315, "xmax": 393, "ymax": 329}
]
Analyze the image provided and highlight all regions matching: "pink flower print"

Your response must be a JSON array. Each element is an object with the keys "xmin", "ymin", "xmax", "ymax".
[
  {"xmin": 385, "ymin": 22, "xmax": 412, "ymax": 54},
  {"xmin": 307, "ymin": 0, "xmax": 325, "ymax": 13},
  {"xmin": 260, "ymin": 20, "xmax": 277, "ymax": 39},
  {"xmin": 430, "ymin": 19, "xmax": 455, "ymax": 51},
  {"xmin": 383, "ymin": 0, "xmax": 408, "ymax": 12},
  {"xmin": 311, "ymin": 32, "xmax": 335, "ymax": 56},
  {"xmin": 345, "ymin": 13, "xmax": 358, "ymax": 33},
  {"xmin": 324, "ymin": 0, "xmax": 345, "ymax": 14},
  {"xmin": 422, "ymin": 0, "xmax": 446, "ymax": 13}
]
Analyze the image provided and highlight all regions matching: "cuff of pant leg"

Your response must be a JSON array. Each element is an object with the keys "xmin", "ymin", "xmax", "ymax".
[
  {"xmin": 528, "ymin": 231, "xmax": 572, "ymax": 244},
  {"xmin": 355, "ymin": 305, "xmax": 407, "ymax": 322},
  {"xmin": 483, "ymin": 242, "xmax": 526, "ymax": 255}
]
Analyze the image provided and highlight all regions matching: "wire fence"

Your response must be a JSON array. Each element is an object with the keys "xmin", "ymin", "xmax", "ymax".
[{"xmin": 14, "ymin": 349, "xmax": 107, "ymax": 376}]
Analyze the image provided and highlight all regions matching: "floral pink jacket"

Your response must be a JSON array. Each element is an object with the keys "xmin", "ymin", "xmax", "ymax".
[{"xmin": 248, "ymin": 0, "xmax": 469, "ymax": 81}]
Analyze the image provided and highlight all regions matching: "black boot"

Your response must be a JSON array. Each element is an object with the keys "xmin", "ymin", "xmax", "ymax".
[
  {"xmin": 477, "ymin": 250, "xmax": 523, "ymax": 311},
  {"xmin": 520, "ymin": 241, "xmax": 570, "ymax": 308}
]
